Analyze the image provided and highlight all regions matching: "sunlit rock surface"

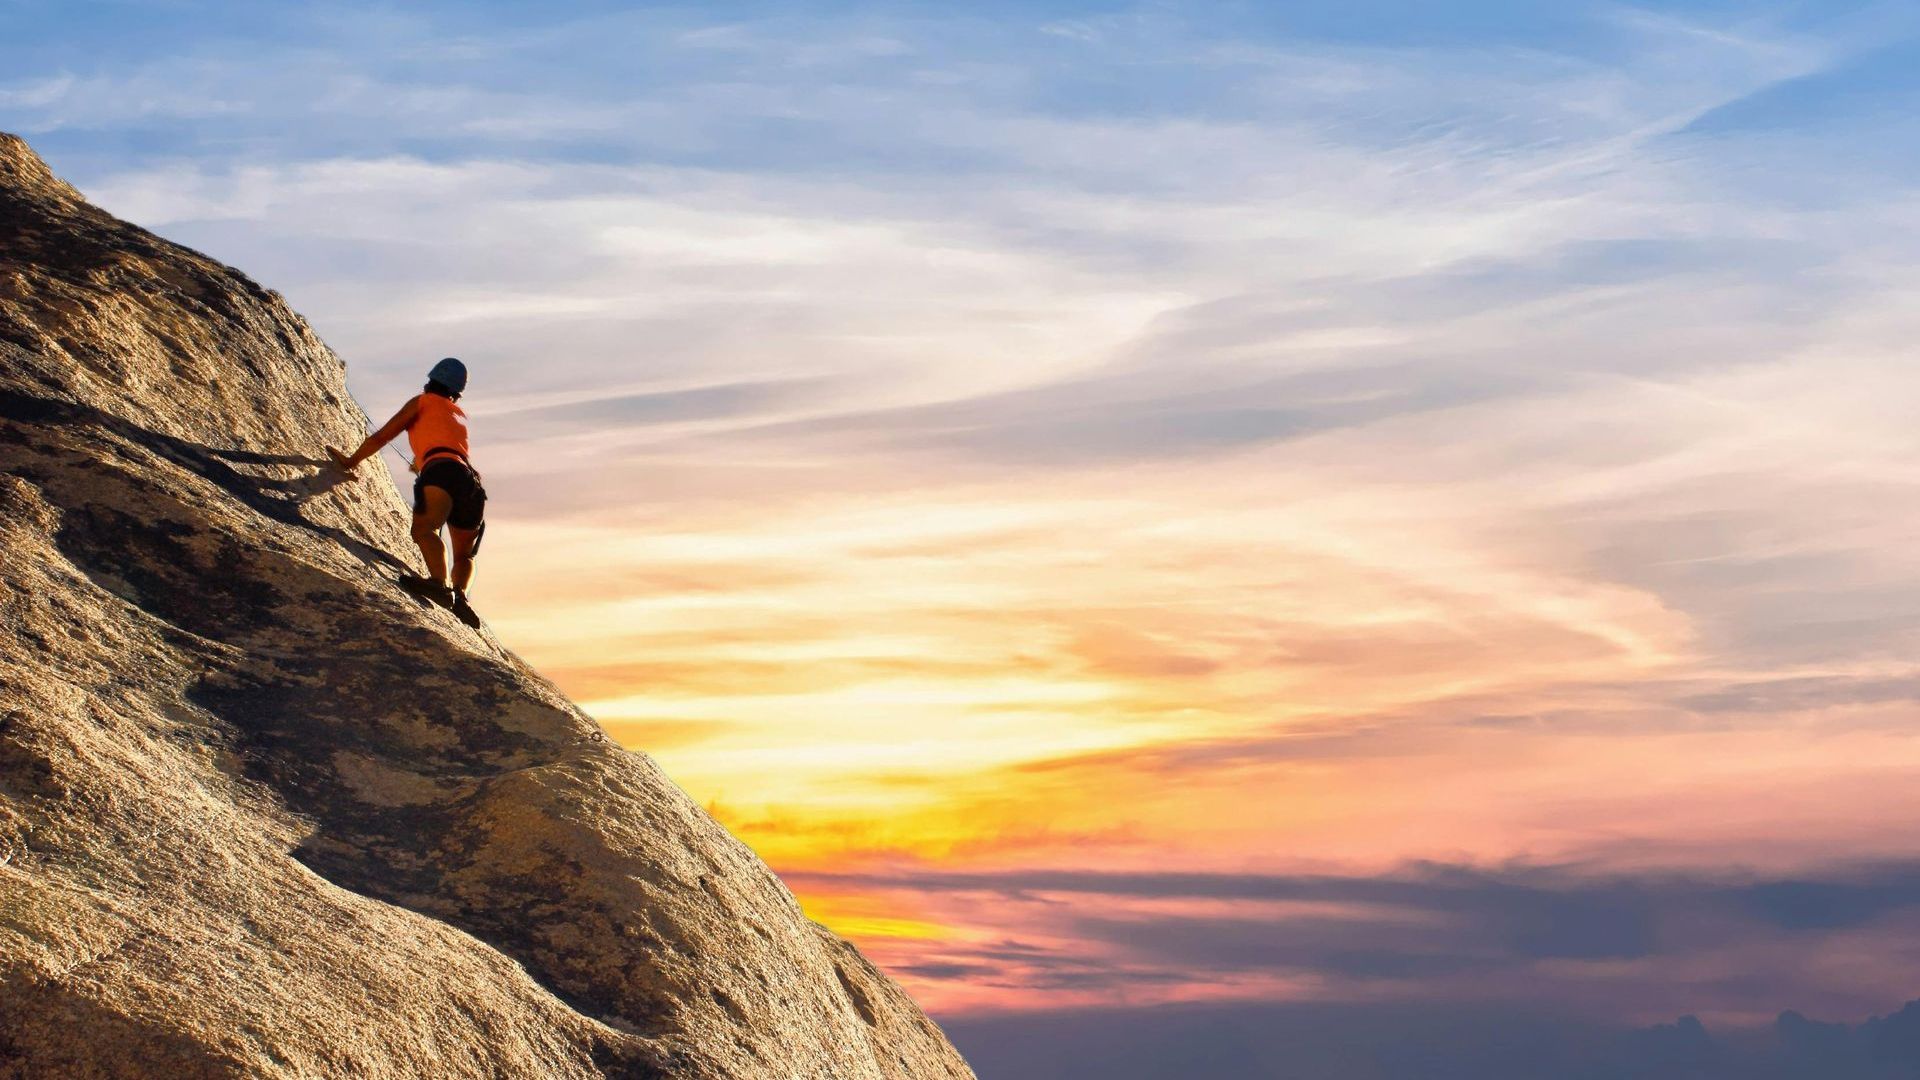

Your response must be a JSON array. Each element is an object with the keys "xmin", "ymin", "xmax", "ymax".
[{"xmin": 0, "ymin": 132, "xmax": 975, "ymax": 1080}]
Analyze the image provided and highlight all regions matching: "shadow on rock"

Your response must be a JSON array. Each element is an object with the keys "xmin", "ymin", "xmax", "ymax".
[{"xmin": 0, "ymin": 388, "xmax": 407, "ymax": 576}]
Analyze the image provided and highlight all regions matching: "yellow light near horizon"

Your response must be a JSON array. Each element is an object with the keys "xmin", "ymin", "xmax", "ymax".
[
  {"xmin": 473, "ymin": 416, "xmax": 1720, "ymax": 892},
  {"xmin": 792, "ymin": 891, "xmax": 957, "ymax": 943}
]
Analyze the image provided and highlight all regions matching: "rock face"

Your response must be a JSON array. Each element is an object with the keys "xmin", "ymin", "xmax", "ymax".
[{"xmin": 0, "ymin": 133, "xmax": 976, "ymax": 1080}]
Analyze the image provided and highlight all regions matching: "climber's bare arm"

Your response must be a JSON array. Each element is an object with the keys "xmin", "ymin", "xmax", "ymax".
[{"xmin": 329, "ymin": 396, "xmax": 421, "ymax": 473}]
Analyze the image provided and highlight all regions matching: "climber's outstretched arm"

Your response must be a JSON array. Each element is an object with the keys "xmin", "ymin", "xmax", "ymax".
[{"xmin": 329, "ymin": 395, "xmax": 421, "ymax": 473}]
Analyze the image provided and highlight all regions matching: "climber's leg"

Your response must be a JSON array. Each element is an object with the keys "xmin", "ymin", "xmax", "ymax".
[
  {"xmin": 448, "ymin": 525, "xmax": 478, "ymax": 594},
  {"xmin": 411, "ymin": 485, "xmax": 452, "ymax": 586}
]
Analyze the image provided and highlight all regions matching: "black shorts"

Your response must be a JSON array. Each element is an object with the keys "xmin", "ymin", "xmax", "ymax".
[{"xmin": 414, "ymin": 458, "xmax": 487, "ymax": 531}]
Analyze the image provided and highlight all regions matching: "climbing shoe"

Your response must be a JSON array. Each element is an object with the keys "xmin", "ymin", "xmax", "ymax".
[
  {"xmin": 450, "ymin": 592, "xmax": 482, "ymax": 629},
  {"xmin": 397, "ymin": 573, "xmax": 455, "ymax": 608}
]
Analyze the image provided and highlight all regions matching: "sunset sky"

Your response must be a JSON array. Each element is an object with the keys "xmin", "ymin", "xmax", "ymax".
[{"xmin": 13, "ymin": 1, "xmax": 1920, "ymax": 1073}]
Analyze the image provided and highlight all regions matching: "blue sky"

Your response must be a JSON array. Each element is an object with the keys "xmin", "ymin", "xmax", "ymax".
[
  {"xmin": 12, "ymin": 0, "xmax": 1908, "ymax": 458},
  {"xmin": 14, "ymin": 3, "xmax": 1920, "ymax": 1077}
]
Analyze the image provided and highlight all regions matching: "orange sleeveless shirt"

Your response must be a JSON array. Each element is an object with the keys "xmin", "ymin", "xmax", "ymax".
[{"xmin": 407, "ymin": 393, "xmax": 470, "ymax": 468}]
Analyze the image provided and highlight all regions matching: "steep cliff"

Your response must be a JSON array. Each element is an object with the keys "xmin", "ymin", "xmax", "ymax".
[{"xmin": 0, "ymin": 133, "xmax": 975, "ymax": 1080}]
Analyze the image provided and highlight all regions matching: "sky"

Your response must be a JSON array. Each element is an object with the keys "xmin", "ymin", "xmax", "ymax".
[{"xmin": 11, "ymin": 0, "xmax": 1920, "ymax": 1074}]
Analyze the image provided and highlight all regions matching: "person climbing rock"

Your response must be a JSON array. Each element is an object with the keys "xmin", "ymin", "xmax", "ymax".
[{"xmin": 328, "ymin": 357, "xmax": 487, "ymax": 628}]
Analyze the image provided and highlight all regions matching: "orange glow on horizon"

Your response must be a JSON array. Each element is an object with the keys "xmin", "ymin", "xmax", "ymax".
[{"xmin": 471, "ymin": 402, "xmax": 1920, "ymax": 1015}]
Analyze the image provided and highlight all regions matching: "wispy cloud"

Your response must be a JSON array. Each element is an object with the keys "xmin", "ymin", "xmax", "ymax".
[{"xmin": 794, "ymin": 859, "xmax": 1920, "ymax": 1020}]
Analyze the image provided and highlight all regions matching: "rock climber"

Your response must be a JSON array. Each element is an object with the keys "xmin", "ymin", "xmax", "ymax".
[{"xmin": 328, "ymin": 357, "xmax": 486, "ymax": 627}]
